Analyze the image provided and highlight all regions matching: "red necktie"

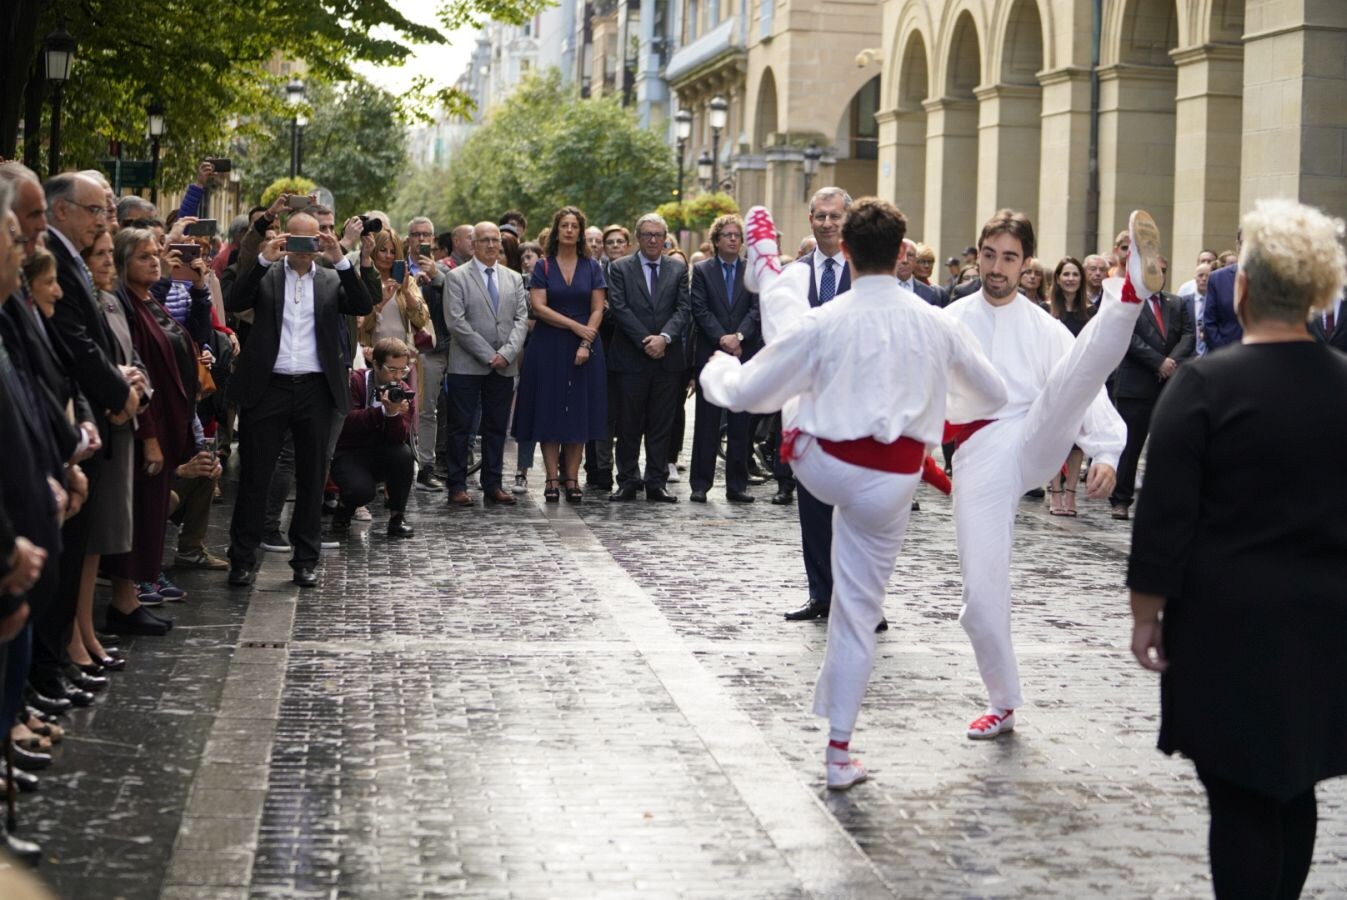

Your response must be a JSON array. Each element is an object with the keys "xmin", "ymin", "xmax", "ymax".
[
  {"xmin": 1327, "ymin": 310, "xmax": 1337, "ymax": 335},
  {"xmin": 1151, "ymin": 296, "xmax": 1166, "ymax": 339}
]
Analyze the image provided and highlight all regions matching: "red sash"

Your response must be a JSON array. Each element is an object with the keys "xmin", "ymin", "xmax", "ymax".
[{"xmin": 781, "ymin": 429, "xmax": 950, "ymax": 493}]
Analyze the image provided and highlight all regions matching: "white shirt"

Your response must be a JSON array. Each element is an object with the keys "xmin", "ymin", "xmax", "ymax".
[
  {"xmin": 472, "ymin": 256, "xmax": 499, "ymax": 297},
  {"xmin": 700, "ymin": 275, "xmax": 1006, "ymax": 447},
  {"xmin": 810, "ymin": 248, "xmax": 847, "ymax": 300},
  {"xmin": 944, "ymin": 289, "xmax": 1125, "ymax": 468},
  {"xmin": 896, "ymin": 276, "xmax": 916, "ymax": 294},
  {"xmin": 258, "ymin": 254, "xmax": 352, "ymax": 375},
  {"xmin": 1177, "ymin": 278, "xmax": 1197, "ymax": 298}
]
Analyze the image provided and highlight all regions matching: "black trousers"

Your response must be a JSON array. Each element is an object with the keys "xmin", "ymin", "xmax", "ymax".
[
  {"xmin": 690, "ymin": 380, "xmax": 749, "ymax": 493},
  {"xmin": 331, "ymin": 443, "xmax": 414, "ymax": 515},
  {"xmin": 1198, "ymin": 767, "xmax": 1317, "ymax": 900},
  {"xmin": 798, "ymin": 482, "xmax": 833, "ymax": 604},
  {"xmin": 264, "ymin": 431, "xmax": 294, "ymax": 537},
  {"xmin": 614, "ymin": 369, "xmax": 680, "ymax": 491},
  {"xmin": 584, "ymin": 370, "xmax": 619, "ymax": 484},
  {"xmin": 229, "ymin": 374, "xmax": 336, "ymax": 571},
  {"xmin": 33, "ymin": 458, "xmax": 95, "ymax": 681},
  {"xmin": 1110, "ymin": 396, "xmax": 1155, "ymax": 509},
  {"xmin": 445, "ymin": 371, "xmax": 513, "ymax": 492},
  {"xmin": 762, "ymin": 413, "xmax": 794, "ymax": 491}
]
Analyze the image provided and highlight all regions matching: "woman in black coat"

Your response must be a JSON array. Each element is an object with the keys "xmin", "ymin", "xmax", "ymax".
[{"xmin": 1127, "ymin": 198, "xmax": 1347, "ymax": 899}]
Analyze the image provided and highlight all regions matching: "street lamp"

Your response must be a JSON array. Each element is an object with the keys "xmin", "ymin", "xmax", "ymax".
[
  {"xmin": 696, "ymin": 151, "xmax": 713, "ymax": 190},
  {"xmin": 286, "ymin": 78, "xmax": 306, "ymax": 179},
  {"xmin": 674, "ymin": 108, "xmax": 692, "ymax": 201},
  {"xmin": 43, "ymin": 23, "xmax": 77, "ymax": 178},
  {"xmin": 708, "ymin": 95, "xmax": 728, "ymax": 193},
  {"xmin": 147, "ymin": 103, "xmax": 165, "ymax": 204},
  {"xmin": 802, "ymin": 143, "xmax": 822, "ymax": 202}
]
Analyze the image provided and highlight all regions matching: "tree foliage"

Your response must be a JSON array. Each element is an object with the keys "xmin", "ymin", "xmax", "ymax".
[
  {"xmin": 237, "ymin": 79, "xmax": 407, "ymax": 221},
  {"xmin": 0, "ymin": 0, "xmax": 550, "ymax": 184},
  {"xmin": 397, "ymin": 70, "xmax": 676, "ymax": 237},
  {"xmin": 260, "ymin": 177, "xmax": 318, "ymax": 210},
  {"xmin": 657, "ymin": 193, "xmax": 738, "ymax": 235}
]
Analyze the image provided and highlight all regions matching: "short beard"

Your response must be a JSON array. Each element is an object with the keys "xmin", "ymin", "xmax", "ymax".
[{"xmin": 982, "ymin": 276, "xmax": 1017, "ymax": 301}]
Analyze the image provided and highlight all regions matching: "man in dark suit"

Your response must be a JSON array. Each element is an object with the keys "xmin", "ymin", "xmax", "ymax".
[
  {"xmin": 896, "ymin": 238, "xmax": 942, "ymax": 306},
  {"xmin": 225, "ymin": 212, "xmax": 373, "ymax": 587},
  {"xmin": 606, "ymin": 213, "xmax": 691, "ymax": 502},
  {"xmin": 1307, "ymin": 292, "xmax": 1345, "ymax": 352},
  {"xmin": 1203, "ymin": 233, "xmax": 1242, "ymax": 352},
  {"xmin": 782, "ymin": 187, "xmax": 851, "ymax": 623},
  {"xmin": 1109, "ymin": 286, "xmax": 1195, "ymax": 518},
  {"xmin": 689, "ymin": 214, "xmax": 760, "ymax": 503}
]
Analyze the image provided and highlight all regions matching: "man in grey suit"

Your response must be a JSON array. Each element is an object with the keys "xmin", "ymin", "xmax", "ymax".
[
  {"xmin": 606, "ymin": 212, "xmax": 691, "ymax": 502},
  {"xmin": 444, "ymin": 221, "xmax": 529, "ymax": 506}
]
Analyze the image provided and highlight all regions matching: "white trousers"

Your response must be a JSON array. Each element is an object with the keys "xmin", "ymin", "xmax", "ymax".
[
  {"xmin": 793, "ymin": 441, "xmax": 921, "ymax": 734},
  {"xmin": 953, "ymin": 287, "xmax": 1142, "ymax": 711}
]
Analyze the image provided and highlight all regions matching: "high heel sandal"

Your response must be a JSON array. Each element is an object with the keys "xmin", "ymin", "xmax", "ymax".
[
  {"xmin": 544, "ymin": 479, "xmax": 560, "ymax": 503},
  {"xmin": 1062, "ymin": 487, "xmax": 1078, "ymax": 517},
  {"xmin": 1046, "ymin": 485, "xmax": 1066, "ymax": 515},
  {"xmin": 563, "ymin": 479, "xmax": 583, "ymax": 504}
]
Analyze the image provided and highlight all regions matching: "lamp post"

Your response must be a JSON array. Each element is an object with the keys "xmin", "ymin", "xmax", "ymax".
[
  {"xmin": 802, "ymin": 143, "xmax": 822, "ymax": 202},
  {"xmin": 147, "ymin": 103, "xmax": 165, "ymax": 204},
  {"xmin": 674, "ymin": 109, "xmax": 692, "ymax": 201},
  {"xmin": 286, "ymin": 78, "xmax": 306, "ymax": 179},
  {"xmin": 43, "ymin": 23, "xmax": 77, "ymax": 178},
  {"xmin": 708, "ymin": 95, "xmax": 728, "ymax": 193},
  {"xmin": 696, "ymin": 151, "xmax": 713, "ymax": 191}
]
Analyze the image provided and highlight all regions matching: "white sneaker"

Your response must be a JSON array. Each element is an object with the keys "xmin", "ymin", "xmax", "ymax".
[
  {"xmin": 1128, "ymin": 209, "xmax": 1165, "ymax": 297},
  {"xmin": 512, "ymin": 472, "xmax": 528, "ymax": 494},
  {"xmin": 743, "ymin": 206, "xmax": 782, "ymax": 294},
  {"xmin": 826, "ymin": 758, "xmax": 868, "ymax": 791},
  {"xmin": 667, "ymin": 463, "xmax": 681, "ymax": 483},
  {"xmin": 320, "ymin": 538, "xmax": 341, "ymax": 550},
  {"xmin": 966, "ymin": 709, "xmax": 1015, "ymax": 740}
]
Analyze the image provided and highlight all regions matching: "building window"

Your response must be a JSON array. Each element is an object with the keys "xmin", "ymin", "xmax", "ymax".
[
  {"xmin": 688, "ymin": 0, "xmax": 699, "ymax": 41},
  {"xmin": 849, "ymin": 75, "xmax": 880, "ymax": 160}
]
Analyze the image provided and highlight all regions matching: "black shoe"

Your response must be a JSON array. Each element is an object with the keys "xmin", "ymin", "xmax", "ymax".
[
  {"xmin": 726, "ymin": 489, "xmax": 755, "ymax": 503},
  {"xmin": 3, "ymin": 828, "xmax": 41, "ymax": 866},
  {"xmin": 24, "ymin": 688, "xmax": 70, "ymax": 717},
  {"xmin": 911, "ymin": 500, "xmax": 920, "ymax": 511},
  {"xmin": 875, "ymin": 618, "xmax": 889, "ymax": 633},
  {"xmin": 63, "ymin": 665, "xmax": 108, "ymax": 693},
  {"xmin": 92, "ymin": 654, "xmax": 126, "ymax": 672},
  {"xmin": 293, "ymin": 567, "xmax": 318, "ymax": 588},
  {"xmin": 1024, "ymin": 487, "xmax": 1046, "ymax": 499},
  {"xmin": 227, "ymin": 565, "xmax": 257, "ymax": 587},
  {"xmin": 783, "ymin": 598, "xmax": 830, "ymax": 621},
  {"xmin": 689, "ymin": 490, "xmax": 708, "ymax": 503},
  {"xmin": 771, "ymin": 489, "xmax": 795, "ymax": 505},
  {"xmin": 105, "ymin": 604, "xmax": 173, "ymax": 636},
  {"xmin": 416, "ymin": 469, "xmax": 445, "ymax": 492},
  {"xmin": 7, "ymin": 768, "xmax": 39, "ymax": 793},
  {"xmin": 10, "ymin": 743, "xmax": 52, "ymax": 771},
  {"xmin": 645, "ymin": 487, "xmax": 677, "ymax": 503},
  {"xmin": 387, "ymin": 514, "xmax": 414, "ymax": 539},
  {"xmin": 608, "ymin": 486, "xmax": 639, "ymax": 502},
  {"xmin": 260, "ymin": 532, "xmax": 291, "ymax": 553},
  {"xmin": 746, "ymin": 474, "xmax": 766, "ymax": 486},
  {"xmin": 75, "ymin": 660, "xmax": 105, "ymax": 676},
  {"xmin": 38, "ymin": 674, "xmax": 93, "ymax": 708},
  {"xmin": 328, "ymin": 513, "xmax": 352, "ymax": 534}
]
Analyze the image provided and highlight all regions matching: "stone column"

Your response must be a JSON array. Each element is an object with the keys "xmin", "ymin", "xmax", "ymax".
[
  {"xmin": 876, "ymin": 107, "xmax": 927, "ymax": 239},
  {"xmin": 974, "ymin": 83, "xmax": 1043, "ymax": 228},
  {"xmin": 1096, "ymin": 63, "xmax": 1178, "ymax": 256},
  {"xmin": 876, "ymin": 107, "xmax": 899, "ymax": 202},
  {"xmin": 1240, "ymin": 4, "xmax": 1347, "ymax": 225},
  {"xmin": 1035, "ymin": 67, "xmax": 1093, "ymax": 262},
  {"xmin": 922, "ymin": 96, "xmax": 978, "ymax": 265},
  {"xmin": 764, "ymin": 143, "xmax": 811, "ymax": 247},
  {"xmin": 1169, "ymin": 43, "xmax": 1244, "ymax": 272}
]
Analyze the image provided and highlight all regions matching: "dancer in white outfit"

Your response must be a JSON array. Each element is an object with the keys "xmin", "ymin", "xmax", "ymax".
[
  {"xmin": 944, "ymin": 208, "xmax": 1163, "ymax": 739},
  {"xmin": 700, "ymin": 200, "xmax": 1007, "ymax": 789}
]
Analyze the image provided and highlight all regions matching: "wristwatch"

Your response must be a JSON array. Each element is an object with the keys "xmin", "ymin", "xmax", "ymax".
[{"xmin": 735, "ymin": 332, "xmax": 744, "ymax": 341}]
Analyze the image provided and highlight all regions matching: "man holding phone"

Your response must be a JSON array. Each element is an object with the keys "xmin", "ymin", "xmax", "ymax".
[
  {"xmin": 224, "ymin": 212, "xmax": 373, "ymax": 588},
  {"xmin": 405, "ymin": 216, "xmax": 451, "ymax": 492}
]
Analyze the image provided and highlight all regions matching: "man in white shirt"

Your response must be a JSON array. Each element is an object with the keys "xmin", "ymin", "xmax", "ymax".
[
  {"xmin": 224, "ymin": 213, "xmax": 374, "ymax": 588},
  {"xmin": 702, "ymin": 200, "xmax": 1006, "ymax": 790},
  {"xmin": 1176, "ymin": 248, "xmax": 1218, "ymax": 298},
  {"xmin": 943, "ymin": 208, "xmax": 1161, "ymax": 739}
]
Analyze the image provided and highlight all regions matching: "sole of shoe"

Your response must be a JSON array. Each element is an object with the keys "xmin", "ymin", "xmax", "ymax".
[
  {"xmin": 966, "ymin": 716, "xmax": 1015, "ymax": 741},
  {"xmin": 1129, "ymin": 210, "xmax": 1165, "ymax": 296},
  {"xmin": 826, "ymin": 765, "xmax": 868, "ymax": 791},
  {"xmin": 261, "ymin": 542, "xmax": 291, "ymax": 553},
  {"xmin": 743, "ymin": 206, "xmax": 782, "ymax": 294}
]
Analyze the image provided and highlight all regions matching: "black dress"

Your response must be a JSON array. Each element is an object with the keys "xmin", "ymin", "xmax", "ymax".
[{"xmin": 1127, "ymin": 341, "xmax": 1347, "ymax": 800}]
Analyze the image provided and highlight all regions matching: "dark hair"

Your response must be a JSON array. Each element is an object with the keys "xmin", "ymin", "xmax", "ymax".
[
  {"xmin": 436, "ymin": 231, "xmax": 454, "ymax": 254},
  {"xmin": 248, "ymin": 205, "xmax": 268, "ymax": 218},
  {"xmin": 544, "ymin": 206, "xmax": 589, "ymax": 259},
  {"xmin": 308, "ymin": 204, "xmax": 334, "ymax": 217},
  {"xmin": 21, "ymin": 246, "xmax": 56, "ymax": 284},
  {"xmin": 978, "ymin": 209, "xmax": 1035, "ymax": 261},
  {"xmin": 515, "ymin": 241, "xmax": 542, "ymax": 274},
  {"xmin": 1050, "ymin": 256, "xmax": 1092, "ymax": 320},
  {"xmin": 839, "ymin": 198, "xmax": 907, "ymax": 274},
  {"xmin": 499, "ymin": 210, "xmax": 527, "ymax": 232},
  {"xmin": 373, "ymin": 337, "xmax": 410, "ymax": 368},
  {"xmin": 500, "ymin": 230, "xmax": 522, "ymax": 272},
  {"xmin": 165, "ymin": 210, "xmax": 181, "ymax": 229}
]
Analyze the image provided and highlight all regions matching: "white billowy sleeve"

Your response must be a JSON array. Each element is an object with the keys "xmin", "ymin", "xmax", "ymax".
[
  {"xmin": 758, "ymin": 262, "xmax": 812, "ymax": 345},
  {"xmin": 944, "ymin": 317, "xmax": 1008, "ymax": 422},
  {"xmin": 699, "ymin": 319, "xmax": 816, "ymax": 414},
  {"xmin": 1076, "ymin": 387, "xmax": 1126, "ymax": 470}
]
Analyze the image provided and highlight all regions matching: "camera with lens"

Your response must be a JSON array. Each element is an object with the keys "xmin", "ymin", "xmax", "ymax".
[
  {"xmin": 376, "ymin": 382, "xmax": 415, "ymax": 405},
  {"xmin": 359, "ymin": 215, "xmax": 384, "ymax": 236}
]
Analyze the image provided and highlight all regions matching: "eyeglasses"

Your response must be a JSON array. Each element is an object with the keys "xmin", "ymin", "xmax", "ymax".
[
  {"xmin": 604, "ymin": 238, "xmax": 627, "ymax": 246},
  {"xmin": 381, "ymin": 364, "xmax": 410, "ymax": 374},
  {"xmin": 67, "ymin": 199, "xmax": 108, "ymax": 218},
  {"xmin": 637, "ymin": 231, "xmax": 665, "ymax": 240},
  {"xmin": 477, "ymin": 237, "xmax": 502, "ymax": 245},
  {"xmin": 719, "ymin": 232, "xmax": 743, "ymax": 241},
  {"xmin": 409, "ymin": 231, "xmax": 434, "ymax": 240},
  {"xmin": 810, "ymin": 212, "xmax": 843, "ymax": 223}
]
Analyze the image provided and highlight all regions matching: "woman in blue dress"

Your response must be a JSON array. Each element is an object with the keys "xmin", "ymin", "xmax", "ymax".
[{"xmin": 512, "ymin": 206, "xmax": 608, "ymax": 503}]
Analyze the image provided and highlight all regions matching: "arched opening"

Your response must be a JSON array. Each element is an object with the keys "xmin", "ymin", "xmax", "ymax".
[
  {"xmin": 832, "ymin": 75, "xmax": 881, "ymax": 198},
  {"xmin": 754, "ymin": 68, "xmax": 778, "ymax": 150},
  {"xmin": 1099, "ymin": 0, "xmax": 1178, "ymax": 255},
  {"xmin": 925, "ymin": 11, "xmax": 981, "ymax": 262},
  {"xmin": 892, "ymin": 31, "xmax": 930, "ymax": 233},
  {"xmin": 981, "ymin": 0, "xmax": 1045, "ymax": 227}
]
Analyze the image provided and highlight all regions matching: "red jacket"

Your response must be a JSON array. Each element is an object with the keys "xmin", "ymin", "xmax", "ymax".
[{"xmin": 336, "ymin": 369, "xmax": 416, "ymax": 452}]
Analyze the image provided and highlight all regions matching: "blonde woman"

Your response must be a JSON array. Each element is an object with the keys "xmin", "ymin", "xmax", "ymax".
[{"xmin": 359, "ymin": 229, "xmax": 431, "ymax": 366}]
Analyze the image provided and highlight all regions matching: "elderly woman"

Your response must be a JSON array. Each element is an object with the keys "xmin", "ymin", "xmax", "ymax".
[
  {"xmin": 1128, "ymin": 198, "xmax": 1347, "ymax": 899},
  {"xmin": 359, "ymin": 229, "xmax": 431, "ymax": 362},
  {"xmin": 101, "ymin": 228, "xmax": 206, "ymax": 635}
]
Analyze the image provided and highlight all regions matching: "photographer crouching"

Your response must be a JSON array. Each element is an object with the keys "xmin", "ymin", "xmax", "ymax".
[{"xmin": 329, "ymin": 337, "xmax": 417, "ymax": 538}]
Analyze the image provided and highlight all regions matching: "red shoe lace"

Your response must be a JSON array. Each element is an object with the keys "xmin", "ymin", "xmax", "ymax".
[
  {"xmin": 969, "ymin": 712, "xmax": 1006, "ymax": 732},
  {"xmin": 745, "ymin": 208, "xmax": 777, "ymax": 244}
]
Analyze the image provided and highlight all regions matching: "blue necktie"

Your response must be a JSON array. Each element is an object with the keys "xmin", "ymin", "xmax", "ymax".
[
  {"xmin": 647, "ymin": 262, "xmax": 659, "ymax": 297},
  {"xmin": 722, "ymin": 261, "xmax": 735, "ymax": 308},
  {"xmin": 820, "ymin": 258, "xmax": 836, "ymax": 304},
  {"xmin": 485, "ymin": 266, "xmax": 499, "ymax": 314}
]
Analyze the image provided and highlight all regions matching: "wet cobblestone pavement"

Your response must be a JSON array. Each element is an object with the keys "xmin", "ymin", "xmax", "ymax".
[{"xmin": 21, "ymin": 425, "xmax": 1347, "ymax": 899}]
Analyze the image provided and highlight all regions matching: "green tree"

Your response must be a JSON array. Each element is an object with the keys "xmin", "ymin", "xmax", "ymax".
[
  {"xmin": 237, "ymin": 79, "xmax": 408, "ymax": 220},
  {"xmin": 260, "ymin": 177, "xmax": 318, "ymax": 210},
  {"xmin": 401, "ymin": 70, "xmax": 675, "ymax": 235},
  {"xmin": 0, "ymin": 0, "xmax": 549, "ymax": 183}
]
